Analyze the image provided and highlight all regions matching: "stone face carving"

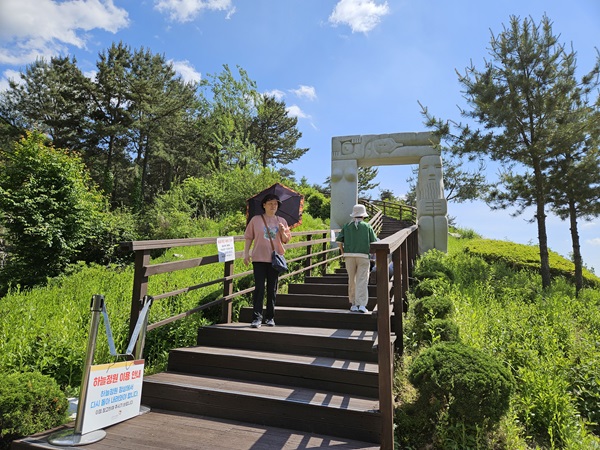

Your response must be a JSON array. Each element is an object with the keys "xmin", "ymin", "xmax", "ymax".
[
  {"xmin": 416, "ymin": 154, "xmax": 448, "ymax": 253},
  {"xmin": 330, "ymin": 131, "xmax": 448, "ymax": 254}
]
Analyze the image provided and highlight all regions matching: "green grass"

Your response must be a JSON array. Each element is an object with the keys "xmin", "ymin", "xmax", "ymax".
[
  {"xmin": 0, "ymin": 213, "xmax": 331, "ymax": 390},
  {"xmin": 396, "ymin": 232, "xmax": 600, "ymax": 449}
]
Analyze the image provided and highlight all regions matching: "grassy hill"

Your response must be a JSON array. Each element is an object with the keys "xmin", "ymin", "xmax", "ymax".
[{"xmin": 394, "ymin": 231, "xmax": 600, "ymax": 449}]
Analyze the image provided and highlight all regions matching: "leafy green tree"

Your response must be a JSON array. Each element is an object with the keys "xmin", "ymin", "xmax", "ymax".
[
  {"xmin": 249, "ymin": 94, "xmax": 308, "ymax": 167},
  {"xmin": 141, "ymin": 166, "xmax": 285, "ymax": 238},
  {"xmin": 198, "ymin": 65, "xmax": 259, "ymax": 171},
  {"xmin": 422, "ymin": 15, "xmax": 600, "ymax": 289},
  {"xmin": 0, "ymin": 56, "xmax": 91, "ymax": 151},
  {"xmin": 379, "ymin": 188, "xmax": 396, "ymax": 202},
  {"xmin": 87, "ymin": 41, "xmax": 136, "ymax": 205},
  {"xmin": 546, "ymin": 90, "xmax": 600, "ymax": 294},
  {"xmin": 358, "ymin": 166, "xmax": 379, "ymax": 197},
  {"xmin": 127, "ymin": 47, "xmax": 199, "ymax": 207},
  {"xmin": 0, "ymin": 116, "xmax": 24, "ymax": 152},
  {"xmin": 0, "ymin": 132, "xmax": 105, "ymax": 291}
]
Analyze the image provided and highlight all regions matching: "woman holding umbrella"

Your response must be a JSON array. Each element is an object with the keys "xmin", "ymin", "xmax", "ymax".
[{"xmin": 243, "ymin": 193, "xmax": 292, "ymax": 328}]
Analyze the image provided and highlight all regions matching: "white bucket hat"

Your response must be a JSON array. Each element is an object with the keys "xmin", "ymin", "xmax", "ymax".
[{"xmin": 350, "ymin": 204, "xmax": 368, "ymax": 218}]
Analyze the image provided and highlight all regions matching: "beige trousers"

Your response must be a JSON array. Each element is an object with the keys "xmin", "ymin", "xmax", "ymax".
[{"xmin": 345, "ymin": 256, "xmax": 370, "ymax": 307}]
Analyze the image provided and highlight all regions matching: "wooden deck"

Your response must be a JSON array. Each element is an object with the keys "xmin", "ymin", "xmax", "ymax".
[{"xmin": 12, "ymin": 409, "xmax": 380, "ymax": 450}]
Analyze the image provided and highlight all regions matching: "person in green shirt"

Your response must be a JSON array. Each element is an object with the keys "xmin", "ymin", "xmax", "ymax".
[{"xmin": 336, "ymin": 204, "xmax": 378, "ymax": 313}]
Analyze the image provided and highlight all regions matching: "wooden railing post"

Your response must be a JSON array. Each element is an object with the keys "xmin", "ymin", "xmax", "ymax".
[
  {"xmin": 375, "ymin": 247, "xmax": 394, "ymax": 450},
  {"xmin": 221, "ymin": 260, "xmax": 234, "ymax": 323},
  {"xmin": 391, "ymin": 246, "xmax": 404, "ymax": 356},
  {"xmin": 321, "ymin": 233, "xmax": 328, "ymax": 276},
  {"xmin": 304, "ymin": 234, "xmax": 313, "ymax": 277},
  {"xmin": 401, "ymin": 240, "xmax": 410, "ymax": 302},
  {"xmin": 128, "ymin": 249, "xmax": 150, "ymax": 342}
]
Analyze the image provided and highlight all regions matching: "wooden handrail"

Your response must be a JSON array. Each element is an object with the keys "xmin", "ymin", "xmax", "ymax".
[
  {"xmin": 121, "ymin": 229, "xmax": 340, "ymax": 341},
  {"xmin": 370, "ymin": 224, "xmax": 419, "ymax": 449},
  {"xmin": 360, "ymin": 198, "xmax": 417, "ymax": 224}
]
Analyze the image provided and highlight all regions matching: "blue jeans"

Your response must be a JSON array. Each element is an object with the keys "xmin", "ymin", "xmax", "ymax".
[{"xmin": 252, "ymin": 262, "xmax": 279, "ymax": 322}]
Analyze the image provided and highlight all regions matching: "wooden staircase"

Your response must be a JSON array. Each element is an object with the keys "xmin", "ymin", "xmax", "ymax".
[
  {"xmin": 379, "ymin": 216, "xmax": 412, "ymax": 239},
  {"xmin": 12, "ymin": 214, "xmax": 409, "ymax": 449},
  {"xmin": 140, "ymin": 273, "xmax": 391, "ymax": 446}
]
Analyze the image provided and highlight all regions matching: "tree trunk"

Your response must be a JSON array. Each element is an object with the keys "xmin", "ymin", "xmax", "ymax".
[
  {"xmin": 536, "ymin": 203, "xmax": 552, "ymax": 289},
  {"xmin": 140, "ymin": 134, "xmax": 150, "ymax": 204},
  {"xmin": 568, "ymin": 199, "xmax": 583, "ymax": 296},
  {"xmin": 534, "ymin": 165, "xmax": 551, "ymax": 289}
]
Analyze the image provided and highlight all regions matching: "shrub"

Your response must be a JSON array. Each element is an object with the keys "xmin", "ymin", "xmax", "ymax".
[
  {"xmin": 303, "ymin": 189, "xmax": 330, "ymax": 221},
  {"xmin": 413, "ymin": 295, "xmax": 454, "ymax": 322},
  {"xmin": 411, "ymin": 296, "xmax": 457, "ymax": 344},
  {"xmin": 416, "ymin": 318, "xmax": 460, "ymax": 344},
  {"xmin": 0, "ymin": 371, "xmax": 69, "ymax": 449},
  {"xmin": 408, "ymin": 342, "xmax": 515, "ymax": 428},
  {"xmin": 411, "ymin": 277, "xmax": 449, "ymax": 299},
  {"xmin": 0, "ymin": 132, "xmax": 107, "ymax": 291},
  {"xmin": 79, "ymin": 206, "xmax": 140, "ymax": 265},
  {"xmin": 413, "ymin": 249, "xmax": 455, "ymax": 283}
]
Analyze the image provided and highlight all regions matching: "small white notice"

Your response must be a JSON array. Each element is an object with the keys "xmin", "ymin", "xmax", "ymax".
[
  {"xmin": 217, "ymin": 236, "xmax": 235, "ymax": 262},
  {"xmin": 82, "ymin": 360, "xmax": 144, "ymax": 434}
]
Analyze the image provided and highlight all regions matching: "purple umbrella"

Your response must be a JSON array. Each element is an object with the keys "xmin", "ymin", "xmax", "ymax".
[{"xmin": 246, "ymin": 183, "xmax": 304, "ymax": 229}]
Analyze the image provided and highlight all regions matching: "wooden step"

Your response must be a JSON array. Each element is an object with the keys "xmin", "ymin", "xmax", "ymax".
[
  {"xmin": 288, "ymin": 282, "xmax": 377, "ymax": 297},
  {"xmin": 13, "ymin": 408, "xmax": 381, "ymax": 450},
  {"xmin": 142, "ymin": 372, "xmax": 382, "ymax": 444},
  {"xmin": 239, "ymin": 306, "xmax": 378, "ymax": 331},
  {"xmin": 305, "ymin": 275, "xmax": 349, "ymax": 284},
  {"xmin": 276, "ymin": 293, "xmax": 377, "ymax": 311},
  {"xmin": 196, "ymin": 323, "xmax": 379, "ymax": 362},
  {"xmin": 167, "ymin": 345, "xmax": 380, "ymax": 397}
]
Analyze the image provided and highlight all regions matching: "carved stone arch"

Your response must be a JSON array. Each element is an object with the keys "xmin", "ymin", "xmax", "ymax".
[{"xmin": 330, "ymin": 132, "xmax": 448, "ymax": 254}]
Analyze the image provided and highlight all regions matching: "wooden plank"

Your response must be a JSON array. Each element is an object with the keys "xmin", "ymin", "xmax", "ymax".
[
  {"xmin": 170, "ymin": 346, "xmax": 379, "ymax": 373},
  {"xmin": 12, "ymin": 409, "xmax": 380, "ymax": 450},
  {"xmin": 142, "ymin": 381, "xmax": 381, "ymax": 443},
  {"xmin": 167, "ymin": 346, "xmax": 379, "ymax": 396}
]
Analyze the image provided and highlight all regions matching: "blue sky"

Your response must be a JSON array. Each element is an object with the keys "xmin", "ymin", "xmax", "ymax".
[{"xmin": 1, "ymin": 0, "xmax": 600, "ymax": 273}]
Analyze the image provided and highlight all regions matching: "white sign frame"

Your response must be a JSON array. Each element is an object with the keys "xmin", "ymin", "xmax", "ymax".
[
  {"xmin": 81, "ymin": 360, "xmax": 144, "ymax": 434},
  {"xmin": 217, "ymin": 236, "xmax": 235, "ymax": 262}
]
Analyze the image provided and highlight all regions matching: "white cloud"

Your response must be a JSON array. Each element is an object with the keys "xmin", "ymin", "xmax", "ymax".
[
  {"xmin": 170, "ymin": 60, "xmax": 201, "ymax": 83},
  {"xmin": 581, "ymin": 220, "xmax": 598, "ymax": 230},
  {"xmin": 83, "ymin": 69, "xmax": 97, "ymax": 81},
  {"xmin": 0, "ymin": 69, "xmax": 23, "ymax": 91},
  {"xmin": 154, "ymin": 0, "xmax": 236, "ymax": 23},
  {"xmin": 0, "ymin": 0, "xmax": 129, "ymax": 66},
  {"xmin": 329, "ymin": 0, "xmax": 389, "ymax": 33},
  {"xmin": 587, "ymin": 238, "xmax": 600, "ymax": 247},
  {"xmin": 286, "ymin": 105, "xmax": 310, "ymax": 120},
  {"xmin": 290, "ymin": 85, "xmax": 317, "ymax": 101},
  {"xmin": 264, "ymin": 89, "xmax": 286, "ymax": 100}
]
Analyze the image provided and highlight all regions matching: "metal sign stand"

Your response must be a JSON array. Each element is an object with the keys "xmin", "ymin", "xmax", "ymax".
[{"xmin": 48, "ymin": 295, "xmax": 107, "ymax": 446}]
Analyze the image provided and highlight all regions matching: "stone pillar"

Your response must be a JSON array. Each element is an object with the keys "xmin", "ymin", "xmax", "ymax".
[
  {"xmin": 330, "ymin": 159, "xmax": 358, "ymax": 231},
  {"xmin": 416, "ymin": 155, "xmax": 448, "ymax": 253}
]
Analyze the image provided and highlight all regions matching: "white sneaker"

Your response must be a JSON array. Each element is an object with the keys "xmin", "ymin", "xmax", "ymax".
[
  {"xmin": 358, "ymin": 305, "xmax": 368, "ymax": 313},
  {"xmin": 265, "ymin": 318, "xmax": 275, "ymax": 327},
  {"xmin": 350, "ymin": 305, "xmax": 359, "ymax": 312},
  {"xmin": 250, "ymin": 319, "xmax": 261, "ymax": 328}
]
